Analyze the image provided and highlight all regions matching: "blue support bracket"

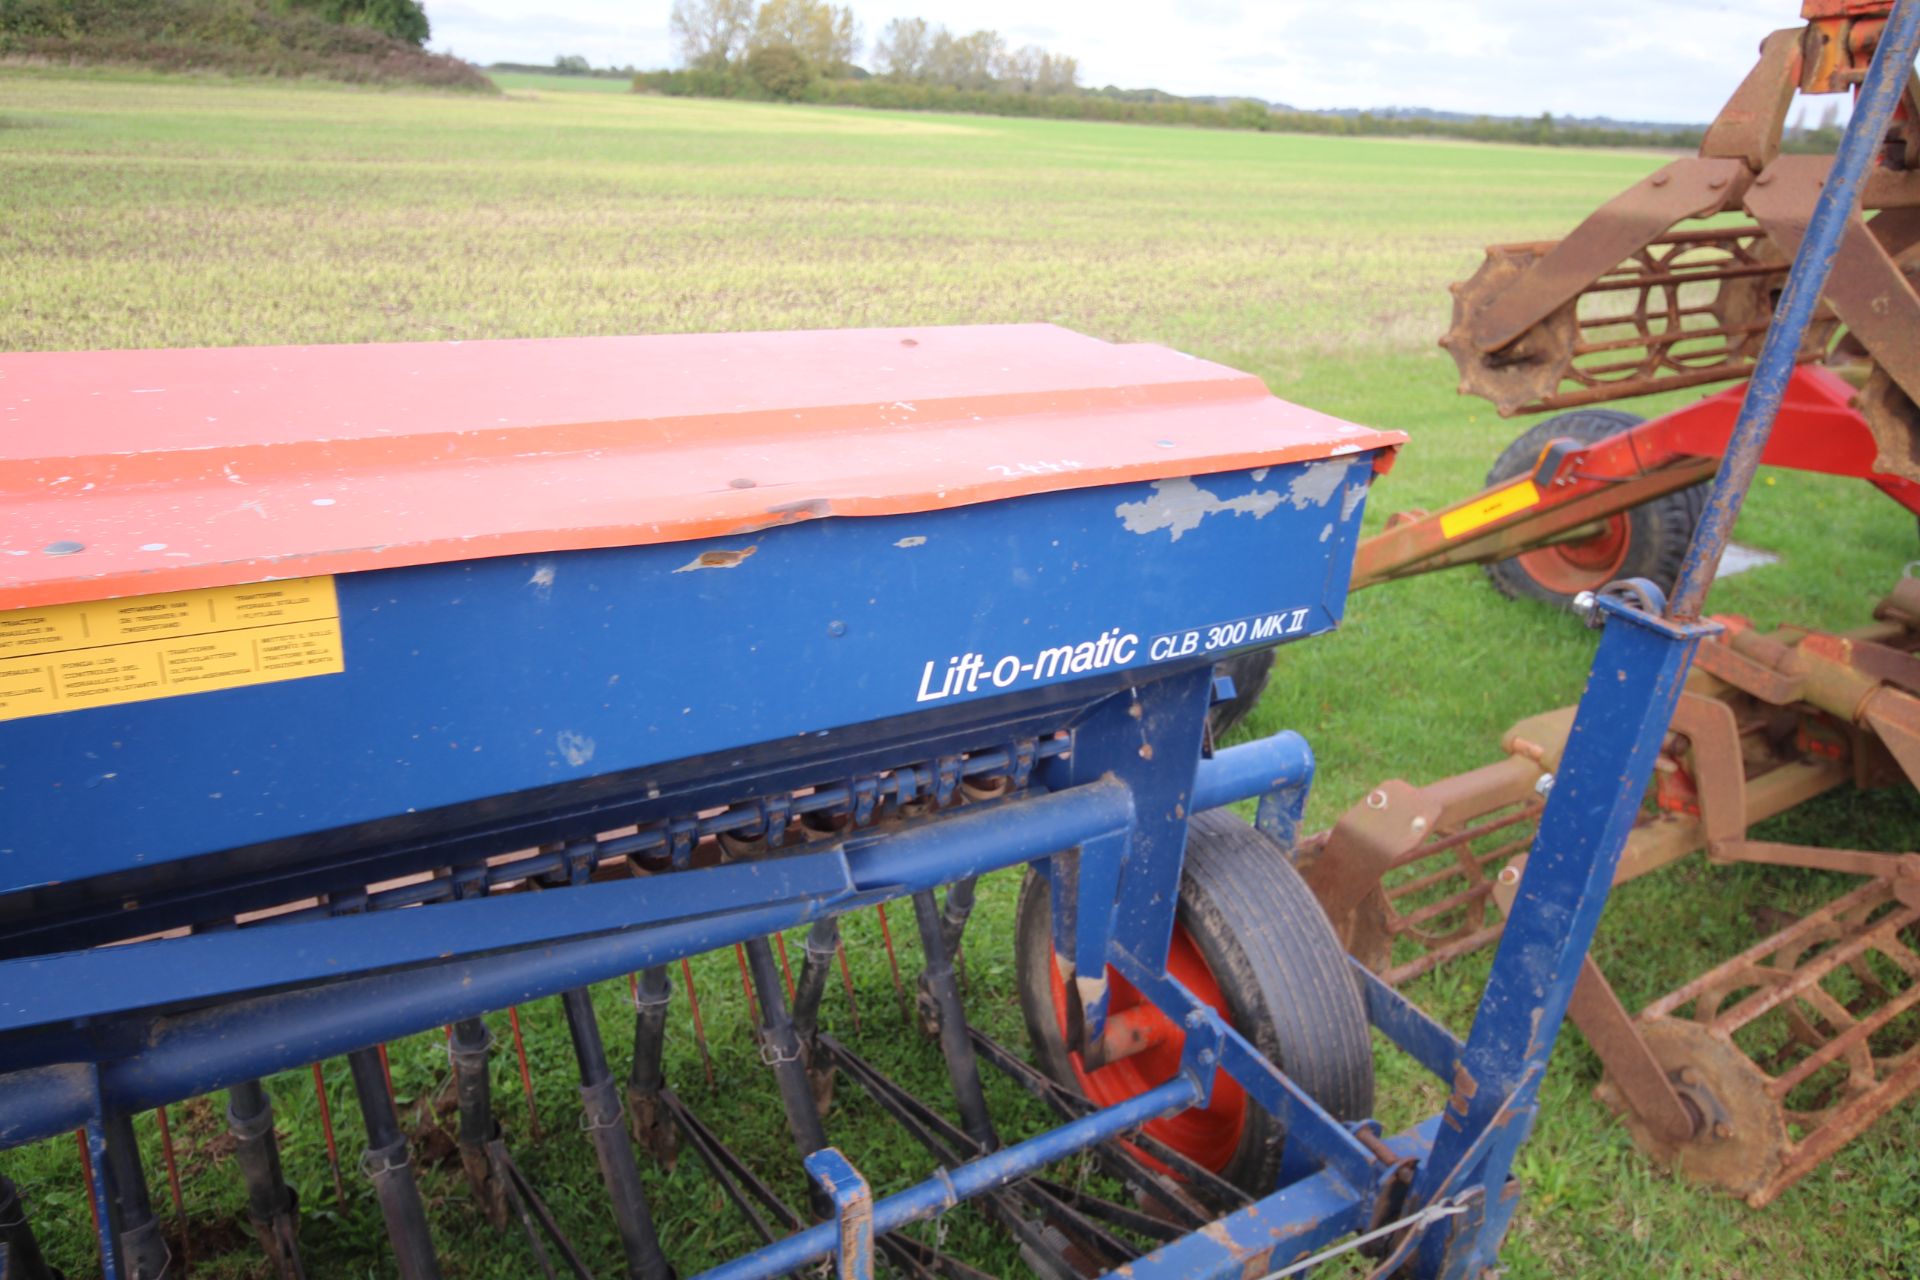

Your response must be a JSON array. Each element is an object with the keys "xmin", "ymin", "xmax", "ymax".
[{"xmin": 803, "ymin": 1149, "xmax": 874, "ymax": 1280}]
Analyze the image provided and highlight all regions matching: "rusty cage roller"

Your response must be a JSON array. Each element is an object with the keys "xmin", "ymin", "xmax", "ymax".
[{"xmin": 1303, "ymin": 574, "xmax": 1920, "ymax": 1204}]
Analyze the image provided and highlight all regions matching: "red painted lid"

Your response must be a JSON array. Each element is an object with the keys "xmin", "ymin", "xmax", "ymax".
[{"xmin": 0, "ymin": 325, "xmax": 1402, "ymax": 608}]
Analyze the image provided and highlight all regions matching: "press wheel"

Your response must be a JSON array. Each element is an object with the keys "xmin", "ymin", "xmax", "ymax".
[{"xmin": 1015, "ymin": 810, "xmax": 1374, "ymax": 1194}]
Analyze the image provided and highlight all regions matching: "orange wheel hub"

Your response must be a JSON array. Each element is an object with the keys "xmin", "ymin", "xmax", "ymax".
[
  {"xmin": 1512, "ymin": 514, "xmax": 1633, "ymax": 596},
  {"xmin": 1046, "ymin": 923, "xmax": 1245, "ymax": 1173}
]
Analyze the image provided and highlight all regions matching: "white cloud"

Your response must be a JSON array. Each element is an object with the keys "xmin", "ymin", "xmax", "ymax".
[{"xmin": 429, "ymin": 0, "xmax": 1804, "ymax": 123}]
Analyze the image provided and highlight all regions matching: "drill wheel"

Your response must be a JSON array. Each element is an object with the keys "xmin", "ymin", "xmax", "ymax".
[{"xmin": 1014, "ymin": 809, "xmax": 1373, "ymax": 1194}]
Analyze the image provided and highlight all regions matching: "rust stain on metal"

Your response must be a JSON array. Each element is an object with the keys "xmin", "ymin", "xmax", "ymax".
[{"xmin": 673, "ymin": 546, "xmax": 758, "ymax": 573}]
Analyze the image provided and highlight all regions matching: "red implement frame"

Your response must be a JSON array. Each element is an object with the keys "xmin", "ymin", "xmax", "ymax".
[{"xmin": 1352, "ymin": 365, "xmax": 1920, "ymax": 592}]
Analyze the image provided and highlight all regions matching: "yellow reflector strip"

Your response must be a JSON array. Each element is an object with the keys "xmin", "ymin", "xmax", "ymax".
[{"xmin": 1438, "ymin": 479, "xmax": 1541, "ymax": 541}]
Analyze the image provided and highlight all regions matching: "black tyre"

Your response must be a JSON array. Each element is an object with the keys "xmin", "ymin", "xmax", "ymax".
[
  {"xmin": 1014, "ymin": 809, "xmax": 1374, "ymax": 1194},
  {"xmin": 1207, "ymin": 648, "xmax": 1276, "ymax": 738},
  {"xmin": 1483, "ymin": 409, "xmax": 1706, "ymax": 609}
]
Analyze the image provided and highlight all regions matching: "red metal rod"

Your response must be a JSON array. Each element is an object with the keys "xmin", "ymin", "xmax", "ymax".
[
  {"xmin": 734, "ymin": 943, "xmax": 760, "ymax": 1023},
  {"xmin": 680, "ymin": 956, "xmax": 716, "ymax": 1090},
  {"xmin": 376, "ymin": 1042, "xmax": 397, "ymax": 1108},
  {"xmin": 154, "ymin": 1105, "xmax": 189, "ymax": 1276},
  {"xmin": 508, "ymin": 1005, "xmax": 541, "ymax": 1138},
  {"xmin": 835, "ymin": 939, "xmax": 863, "ymax": 1034},
  {"xmin": 311, "ymin": 1061, "xmax": 347, "ymax": 1204},
  {"xmin": 875, "ymin": 902, "xmax": 909, "ymax": 1014},
  {"xmin": 75, "ymin": 1129, "xmax": 101, "ymax": 1241},
  {"xmin": 774, "ymin": 932, "xmax": 797, "ymax": 1004}
]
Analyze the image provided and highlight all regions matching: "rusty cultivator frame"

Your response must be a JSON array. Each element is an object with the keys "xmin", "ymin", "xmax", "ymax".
[{"xmin": 1287, "ymin": 0, "xmax": 1920, "ymax": 1213}]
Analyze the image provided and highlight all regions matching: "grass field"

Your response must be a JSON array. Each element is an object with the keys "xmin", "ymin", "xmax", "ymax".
[{"xmin": 3, "ymin": 66, "xmax": 1919, "ymax": 1279}]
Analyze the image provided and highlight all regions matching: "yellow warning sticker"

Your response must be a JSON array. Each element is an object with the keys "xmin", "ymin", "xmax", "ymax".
[
  {"xmin": 0, "ymin": 576, "xmax": 343, "ymax": 722},
  {"xmin": 1438, "ymin": 479, "xmax": 1541, "ymax": 541}
]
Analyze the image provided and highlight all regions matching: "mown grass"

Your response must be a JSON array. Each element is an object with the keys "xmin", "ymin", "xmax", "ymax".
[{"xmin": 3, "ymin": 65, "xmax": 1917, "ymax": 1279}]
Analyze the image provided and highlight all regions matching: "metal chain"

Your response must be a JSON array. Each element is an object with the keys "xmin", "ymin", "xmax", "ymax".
[{"xmin": 1250, "ymin": 1195, "xmax": 1472, "ymax": 1280}]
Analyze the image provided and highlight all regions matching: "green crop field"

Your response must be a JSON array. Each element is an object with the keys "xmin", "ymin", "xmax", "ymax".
[{"xmin": 3, "ymin": 66, "xmax": 1918, "ymax": 1279}]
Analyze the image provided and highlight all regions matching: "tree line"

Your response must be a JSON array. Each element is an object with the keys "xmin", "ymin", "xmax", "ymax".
[
  {"xmin": 663, "ymin": 0, "xmax": 1077, "ymax": 100},
  {"xmin": 643, "ymin": 0, "xmax": 1834, "ymax": 153}
]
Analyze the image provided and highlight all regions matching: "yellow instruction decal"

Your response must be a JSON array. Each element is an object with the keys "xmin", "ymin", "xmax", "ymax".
[
  {"xmin": 1438, "ymin": 479, "xmax": 1540, "ymax": 541},
  {"xmin": 0, "ymin": 577, "xmax": 343, "ymax": 722}
]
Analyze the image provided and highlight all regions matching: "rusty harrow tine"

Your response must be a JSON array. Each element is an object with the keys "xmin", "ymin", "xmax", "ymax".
[
  {"xmin": 733, "ymin": 943, "xmax": 760, "ymax": 1024},
  {"xmin": 1382, "ymin": 925, "xmax": 1507, "ymax": 986},
  {"xmin": 508, "ymin": 1005, "xmax": 542, "ymax": 1138},
  {"xmin": 774, "ymin": 931, "xmax": 797, "ymax": 1005},
  {"xmin": 309, "ymin": 1062, "xmax": 348, "ymax": 1206},
  {"xmin": 153, "ymin": 1104, "xmax": 188, "ymax": 1276},
  {"xmin": 376, "ymin": 1042, "xmax": 398, "ymax": 1108},
  {"xmin": 680, "ymin": 956, "xmax": 716, "ymax": 1090},
  {"xmin": 834, "ymin": 938, "xmax": 862, "ymax": 1033},
  {"xmin": 73, "ymin": 1130, "xmax": 100, "ymax": 1244},
  {"xmin": 873, "ymin": 901, "xmax": 910, "ymax": 1019}
]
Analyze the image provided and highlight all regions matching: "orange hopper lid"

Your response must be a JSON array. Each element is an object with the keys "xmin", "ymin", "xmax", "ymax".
[{"xmin": 0, "ymin": 324, "xmax": 1403, "ymax": 609}]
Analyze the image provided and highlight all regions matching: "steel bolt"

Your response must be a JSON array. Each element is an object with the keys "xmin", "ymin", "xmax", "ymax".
[
  {"xmin": 1678, "ymin": 1066, "xmax": 1700, "ymax": 1086},
  {"xmin": 1366, "ymin": 789, "xmax": 1388, "ymax": 810},
  {"xmin": 1534, "ymin": 773, "xmax": 1555, "ymax": 797},
  {"xmin": 1497, "ymin": 865, "xmax": 1520, "ymax": 887},
  {"xmin": 42, "ymin": 540, "xmax": 84, "ymax": 556},
  {"xmin": 1651, "ymin": 172, "xmax": 1670, "ymax": 187},
  {"xmin": 826, "ymin": 620, "xmax": 848, "ymax": 638}
]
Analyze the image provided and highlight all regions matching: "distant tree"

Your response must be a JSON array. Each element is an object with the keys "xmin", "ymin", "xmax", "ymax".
[
  {"xmin": 745, "ymin": 41, "xmax": 814, "ymax": 98},
  {"xmin": 751, "ymin": 0, "xmax": 858, "ymax": 76},
  {"xmin": 671, "ymin": 0, "xmax": 754, "ymax": 71},
  {"xmin": 290, "ymin": 0, "xmax": 430, "ymax": 45},
  {"xmin": 872, "ymin": 16, "xmax": 929, "ymax": 79},
  {"xmin": 924, "ymin": 26, "xmax": 1000, "ymax": 89},
  {"xmin": 554, "ymin": 54, "xmax": 590, "ymax": 74}
]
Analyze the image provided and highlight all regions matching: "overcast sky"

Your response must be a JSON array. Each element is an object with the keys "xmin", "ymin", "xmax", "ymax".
[{"xmin": 429, "ymin": 1, "xmax": 1812, "ymax": 124}]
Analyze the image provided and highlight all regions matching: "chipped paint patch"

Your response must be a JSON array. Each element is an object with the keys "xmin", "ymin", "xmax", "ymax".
[
  {"xmin": 1075, "ymin": 972, "xmax": 1108, "ymax": 1008},
  {"xmin": 1284, "ymin": 459, "xmax": 1346, "ymax": 510},
  {"xmin": 894, "ymin": 535, "xmax": 927, "ymax": 548},
  {"xmin": 1340, "ymin": 482, "xmax": 1367, "ymax": 521},
  {"xmin": 1319, "ymin": 523, "xmax": 1332, "ymax": 543},
  {"xmin": 673, "ymin": 545, "xmax": 757, "ymax": 573},
  {"xmin": 555, "ymin": 730, "xmax": 595, "ymax": 767},
  {"xmin": 527, "ymin": 561, "xmax": 555, "ymax": 598},
  {"xmin": 1114, "ymin": 477, "xmax": 1281, "ymax": 542}
]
